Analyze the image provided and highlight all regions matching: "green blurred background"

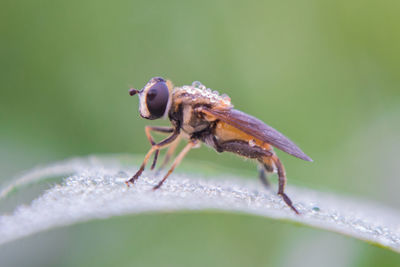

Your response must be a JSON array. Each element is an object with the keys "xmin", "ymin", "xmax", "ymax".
[{"xmin": 1, "ymin": 0, "xmax": 400, "ymax": 266}]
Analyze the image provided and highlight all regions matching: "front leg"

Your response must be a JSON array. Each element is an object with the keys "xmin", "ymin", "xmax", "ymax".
[
  {"xmin": 144, "ymin": 126, "xmax": 174, "ymax": 170},
  {"xmin": 126, "ymin": 129, "xmax": 179, "ymax": 186}
]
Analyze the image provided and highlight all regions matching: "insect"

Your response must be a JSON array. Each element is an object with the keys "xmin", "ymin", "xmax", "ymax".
[{"xmin": 127, "ymin": 77, "xmax": 312, "ymax": 214}]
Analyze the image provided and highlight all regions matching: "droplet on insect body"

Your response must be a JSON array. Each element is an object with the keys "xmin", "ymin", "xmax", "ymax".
[
  {"xmin": 249, "ymin": 139, "xmax": 256, "ymax": 147},
  {"xmin": 192, "ymin": 81, "xmax": 202, "ymax": 88},
  {"xmin": 221, "ymin": 94, "xmax": 231, "ymax": 101}
]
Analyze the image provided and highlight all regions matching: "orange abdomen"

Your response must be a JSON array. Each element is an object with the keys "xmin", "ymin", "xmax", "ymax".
[{"xmin": 214, "ymin": 121, "xmax": 273, "ymax": 152}]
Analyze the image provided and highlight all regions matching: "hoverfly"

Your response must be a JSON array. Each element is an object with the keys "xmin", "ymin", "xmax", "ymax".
[{"xmin": 127, "ymin": 77, "xmax": 312, "ymax": 214}]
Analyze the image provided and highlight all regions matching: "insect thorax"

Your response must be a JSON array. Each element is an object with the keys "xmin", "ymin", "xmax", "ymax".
[{"xmin": 172, "ymin": 81, "xmax": 233, "ymax": 109}]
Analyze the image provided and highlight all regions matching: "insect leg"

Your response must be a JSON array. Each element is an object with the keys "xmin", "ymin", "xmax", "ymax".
[
  {"xmin": 153, "ymin": 140, "xmax": 198, "ymax": 190},
  {"xmin": 271, "ymin": 155, "xmax": 299, "ymax": 214},
  {"xmin": 215, "ymin": 139, "xmax": 275, "ymax": 187},
  {"xmin": 157, "ymin": 135, "xmax": 181, "ymax": 173},
  {"xmin": 126, "ymin": 130, "xmax": 179, "ymax": 186},
  {"xmin": 144, "ymin": 126, "xmax": 174, "ymax": 170},
  {"xmin": 257, "ymin": 158, "xmax": 276, "ymax": 188},
  {"xmin": 257, "ymin": 164, "xmax": 270, "ymax": 188},
  {"xmin": 216, "ymin": 140, "xmax": 273, "ymax": 158}
]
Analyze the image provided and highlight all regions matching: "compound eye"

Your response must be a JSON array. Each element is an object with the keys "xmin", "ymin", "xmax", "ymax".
[{"xmin": 146, "ymin": 81, "xmax": 169, "ymax": 119}]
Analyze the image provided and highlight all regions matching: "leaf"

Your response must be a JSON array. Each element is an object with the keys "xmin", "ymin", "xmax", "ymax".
[{"xmin": 0, "ymin": 155, "xmax": 400, "ymax": 253}]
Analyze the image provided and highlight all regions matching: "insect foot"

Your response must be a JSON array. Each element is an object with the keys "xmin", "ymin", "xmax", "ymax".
[
  {"xmin": 279, "ymin": 192, "xmax": 300, "ymax": 215},
  {"xmin": 125, "ymin": 168, "xmax": 144, "ymax": 187}
]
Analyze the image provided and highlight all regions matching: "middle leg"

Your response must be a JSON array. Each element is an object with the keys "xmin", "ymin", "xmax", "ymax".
[
  {"xmin": 257, "ymin": 157, "xmax": 275, "ymax": 189},
  {"xmin": 157, "ymin": 135, "xmax": 181, "ymax": 172},
  {"xmin": 153, "ymin": 140, "xmax": 198, "ymax": 190},
  {"xmin": 258, "ymin": 164, "xmax": 270, "ymax": 188}
]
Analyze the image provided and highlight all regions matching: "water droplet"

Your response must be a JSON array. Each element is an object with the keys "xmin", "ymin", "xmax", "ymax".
[
  {"xmin": 221, "ymin": 94, "xmax": 230, "ymax": 101},
  {"xmin": 312, "ymin": 206, "xmax": 320, "ymax": 212},
  {"xmin": 249, "ymin": 140, "xmax": 256, "ymax": 147},
  {"xmin": 192, "ymin": 81, "xmax": 202, "ymax": 88}
]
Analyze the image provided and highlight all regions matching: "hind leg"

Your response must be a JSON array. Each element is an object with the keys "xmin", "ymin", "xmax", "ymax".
[
  {"xmin": 213, "ymin": 139, "xmax": 298, "ymax": 213},
  {"xmin": 215, "ymin": 139, "xmax": 274, "ymax": 188},
  {"xmin": 267, "ymin": 155, "xmax": 299, "ymax": 214}
]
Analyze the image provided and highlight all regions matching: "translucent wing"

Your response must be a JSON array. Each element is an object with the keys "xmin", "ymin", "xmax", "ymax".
[{"xmin": 200, "ymin": 107, "xmax": 313, "ymax": 161}]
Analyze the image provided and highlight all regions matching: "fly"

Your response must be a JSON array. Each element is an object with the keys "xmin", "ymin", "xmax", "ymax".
[{"xmin": 126, "ymin": 77, "xmax": 313, "ymax": 214}]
